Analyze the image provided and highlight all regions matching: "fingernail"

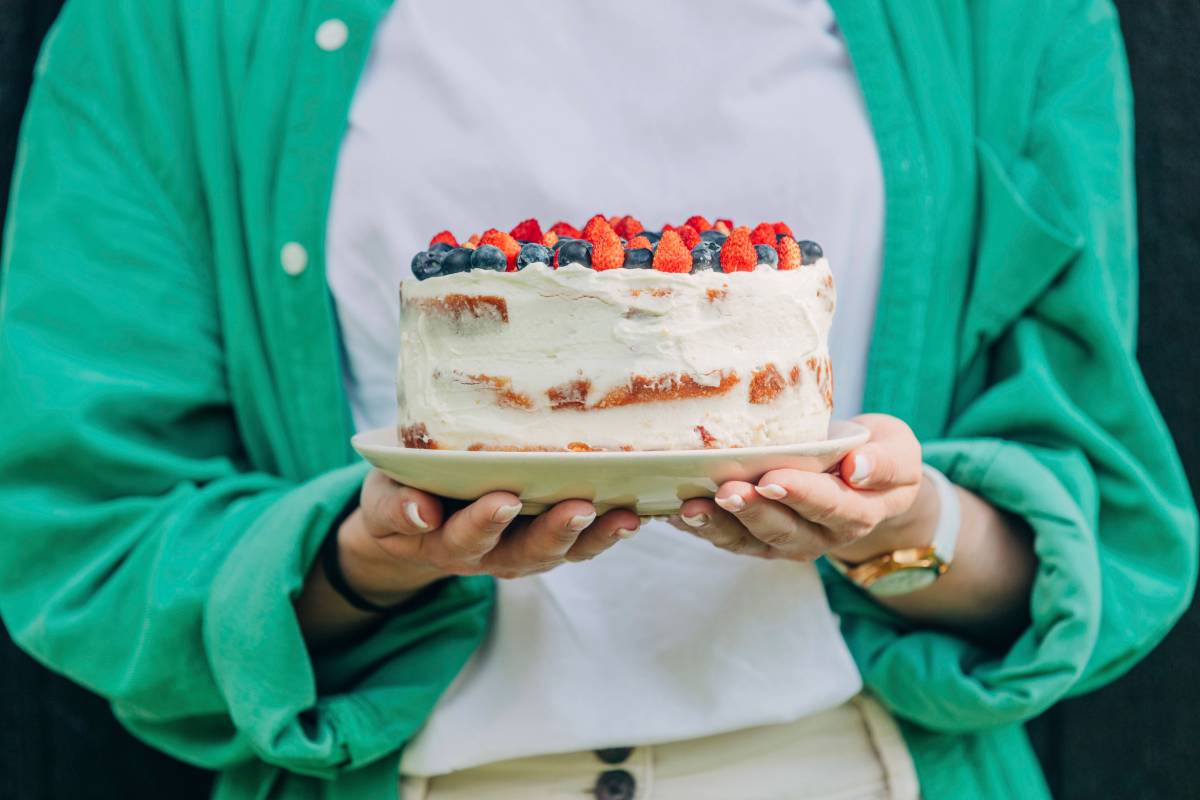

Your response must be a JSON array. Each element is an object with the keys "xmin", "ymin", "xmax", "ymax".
[
  {"xmin": 755, "ymin": 483, "xmax": 787, "ymax": 500},
  {"xmin": 614, "ymin": 526, "xmax": 639, "ymax": 539},
  {"xmin": 404, "ymin": 501, "xmax": 430, "ymax": 531},
  {"xmin": 492, "ymin": 503, "xmax": 523, "ymax": 524},
  {"xmin": 850, "ymin": 454, "xmax": 872, "ymax": 485},
  {"xmin": 568, "ymin": 512, "xmax": 597, "ymax": 532},
  {"xmin": 715, "ymin": 494, "xmax": 745, "ymax": 512},
  {"xmin": 680, "ymin": 512, "xmax": 709, "ymax": 528}
]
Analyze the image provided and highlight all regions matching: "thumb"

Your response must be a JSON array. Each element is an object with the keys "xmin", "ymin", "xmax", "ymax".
[{"xmin": 840, "ymin": 415, "xmax": 922, "ymax": 490}]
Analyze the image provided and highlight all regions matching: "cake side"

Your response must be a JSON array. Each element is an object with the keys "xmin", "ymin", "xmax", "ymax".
[{"xmin": 398, "ymin": 261, "xmax": 835, "ymax": 451}]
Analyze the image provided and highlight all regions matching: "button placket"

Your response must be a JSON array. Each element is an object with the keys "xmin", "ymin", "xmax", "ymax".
[{"xmin": 593, "ymin": 768, "xmax": 636, "ymax": 800}]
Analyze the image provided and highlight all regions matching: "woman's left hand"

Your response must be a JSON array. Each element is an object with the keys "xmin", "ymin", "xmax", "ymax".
[{"xmin": 669, "ymin": 414, "xmax": 931, "ymax": 562}]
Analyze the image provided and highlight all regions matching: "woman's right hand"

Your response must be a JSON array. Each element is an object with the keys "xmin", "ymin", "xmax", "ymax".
[{"xmin": 337, "ymin": 469, "xmax": 640, "ymax": 607}]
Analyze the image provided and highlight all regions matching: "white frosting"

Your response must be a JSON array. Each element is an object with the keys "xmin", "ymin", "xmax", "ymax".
[{"xmin": 397, "ymin": 260, "xmax": 836, "ymax": 450}]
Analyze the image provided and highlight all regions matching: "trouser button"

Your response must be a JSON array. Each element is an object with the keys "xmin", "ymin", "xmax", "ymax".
[
  {"xmin": 594, "ymin": 746, "xmax": 634, "ymax": 764},
  {"xmin": 593, "ymin": 768, "xmax": 636, "ymax": 800}
]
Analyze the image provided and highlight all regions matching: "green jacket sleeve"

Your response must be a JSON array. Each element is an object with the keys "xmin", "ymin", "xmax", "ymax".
[
  {"xmin": 827, "ymin": 0, "xmax": 1198, "ymax": 732},
  {"xmin": 0, "ymin": 0, "xmax": 492, "ymax": 787}
]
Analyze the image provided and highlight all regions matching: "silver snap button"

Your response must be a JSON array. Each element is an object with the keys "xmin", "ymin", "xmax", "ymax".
[
  {"xmin": 280, "ymin": 242, "xmax": 308, "ymax": 276},
  {"xmin": 315, "ymin": 19, "xmax": 349, "ymax": 51}
]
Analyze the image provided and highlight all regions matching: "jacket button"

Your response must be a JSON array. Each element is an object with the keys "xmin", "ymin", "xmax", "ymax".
[
  {"xmin": 593, "ymin": 769, "xmax": 636, "ymax": 800},
  {"xmin": 594, "ymin": 747, "xmax": 634, "ymax": 764},
  {"xmin": 315, "ymin": 19, "xmax": 348, "ymax": 51},
  {"xmin": 280, "ymin": 242, "xmax": 308, "ymax": 276}
]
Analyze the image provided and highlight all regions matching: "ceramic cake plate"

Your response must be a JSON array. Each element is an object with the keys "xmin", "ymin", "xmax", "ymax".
[{"xmin": 352, "ymin": 420, "xmax": 869, "ymax": 516}]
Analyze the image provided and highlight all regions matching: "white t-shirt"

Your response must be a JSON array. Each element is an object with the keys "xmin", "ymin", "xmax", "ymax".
[{"xmin": 326, "ymin": 0, "xmax": 885, "ymax": 777}]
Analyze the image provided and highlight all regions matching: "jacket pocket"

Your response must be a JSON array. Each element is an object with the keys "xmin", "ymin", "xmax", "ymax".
[{"xmin": 960, "ymin": 139, "xmax": 1085, "ymax": 369}]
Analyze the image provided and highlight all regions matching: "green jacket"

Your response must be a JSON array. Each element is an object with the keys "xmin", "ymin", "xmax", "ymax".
[{"xmin": 0, "ymin": 0, "xmax": 1195, "ymax": 797}]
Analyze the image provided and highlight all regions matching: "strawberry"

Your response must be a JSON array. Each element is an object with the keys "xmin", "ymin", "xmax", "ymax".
[
  {"xmin": 750, "ymin": 223, "xmax": 777, "ymax": 247},
  {"xmin": 549, "ymin": 221, "xmax": 583, "ymax": 239},
  {"xmin": 677, "ymin": 224, "xmax": 701, "ymax": 250},
  {"xmin": 478, "ymin": 228, "xmax": 521, "ymax": 271},
  {"xmin": 607, "ymin": 215, "xmax": 623, "ymax": 229},
  {"xmin": 591, "ymin": 221, "xmax": 625, "ymax": 271},
  {"xmin": 614, "ymin": 214, "xmax": 645, "ymax": 240},
  {"xmin": 775, "ymin": 235, "xmax": 802, "ymax": 271},
  {"xmin": 653, "ymin": 229, "xmax": 693, "ymax": 273},
  {"xmin": 509, "ymin": 218, "xmax": 544, "ymax": 243},
  {"xmin": 542, "ymin": 230, "xmax": 559, "ymax": 248},
  {"xmin": 684, "ymin": 215, "xmax": 712, "ymax": 233},
  {"xmin": 627, "ymin": 235, "xmax": 652, "ymax": 250},
  {"xmin": 581, "ymin": 214, "xmax": 609, "ymax": 242},
  {"xmin": 719, "ymin": 226, "xmax": 756, "ymax": 272},
  {"xmin": 773, "ymin": 221, "xmax": 794, "ymax": 239},
  {"xmin": 429, "ymin": 230, "xmax": 458, "ymax": 248}
]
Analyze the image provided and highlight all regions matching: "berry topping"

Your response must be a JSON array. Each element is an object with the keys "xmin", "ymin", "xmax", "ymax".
[
  {"xmin": 429, "ymin": 230, "xmax": 458, "ymax": 248},
  {"xmin": 509, "ymin": 218, "xmax": 544, "ymax": 243},
  {"xmin": 773, "ymin": 221, "xmax": 794, "ymax": 239},
  {"xmin": 798, "ymin": 240, "xmax": 824, "ymax": 265},
  {"xmin": 591, "ymin": 224, "xmax": 625, "ymax": 271},
  {"xmin": 442, "ymin": 247, "xmax": 473, "ymax": 275},
  {"xmin": 677, "ymin": 224, "xmax": 701, "ymax": 250},
  {"xmin": 624, "ymin": 247, "xmax": 654, "ymax": 269},
  {"xmin": 699, "ymin": 229, "xmax": 726, "ymax": 244},
  {"xmin": 684, "ymin": 215, "xmax": 712, "ymax": 233},
  {"xmin": 607, "ymin": 215, "xmax": 623, "ymax": 228},
  {"xmin": 637, "ymin": 230, "xmax": 662, "ymax": 245},
  {"xmin": 464, "ymin": 234, "xmax": 480, "ymax": 249},
  {"xmin": 411, "ymin": 249, "xmax": 446, "ymax": 280},
  {"xmin": 719, "ymin": 226, "xmax": 757, "ymax": 272},
  {"xmin": 429, "ymin": 242, "xmax": 454, "ymax": 253},
  {"xmin": 581, "ymin": 214, "xmax": 609, "ymax": 241},
  {"xmin": 690, "ymin": 244, "xmax": 716, "ymax": 272},
  {"xmin": 556, "ymin": 239, "xmax": 593, "ymax": 268},
  {"xmin": 627, "ymin": 234, "xmax": 653, "ymax": 250},
  {"xmin": 754, "ymin": 243, "xmax": 779, "ymax": 268},
  {"xmin": 775, "ymin": 235, "xmax": 802, "ymax": 270},
  {"xmin": 479, "ymin": 229, "xmax": 521, "ymax": 271},
  {"xmin": 541, "ymin": 230, "xmax": 559, "ymax": 248},
  {"xmin": 653, "ymin": 229, "xmax": 693, "ymax": 273},
  {"xmin": 614, "ymin": 215, "xmax": 645, "ymax": 240},
  {"xmin": 549, "ymin": 221, "xmax": 583, "ymax": 239},
  {"xmin": 517, "ymin": 242, "xmax": 553, "ymax": 270},
  {"xmin": 750, "ymin": 223, "xmax": 777, "ymax": 247},
  {"xmin": 469, "ymin": 244, "xmax": 507, "ymax": 272},
  {"xmin": 714, "ymin": 218, "xmax": 734, "ymax": 234}
]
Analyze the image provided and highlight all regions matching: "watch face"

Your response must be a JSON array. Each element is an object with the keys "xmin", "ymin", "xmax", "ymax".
[{"xmin": 871, "ymin": 568, "xmax": 938, "ymax": 597}]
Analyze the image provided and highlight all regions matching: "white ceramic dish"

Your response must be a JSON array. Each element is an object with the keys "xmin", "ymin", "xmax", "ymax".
[{"xmin": 352, "ymin": 421, "xmax": 868, "ymax": 516}]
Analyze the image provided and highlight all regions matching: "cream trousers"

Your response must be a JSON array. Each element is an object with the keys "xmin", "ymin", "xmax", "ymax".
[{"xmin": 399, "ymin": 695, "xmax": 920, "ymax": 800}]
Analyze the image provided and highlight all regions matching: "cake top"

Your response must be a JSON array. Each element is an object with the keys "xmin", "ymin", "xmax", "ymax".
[{"xmin": 410, "ymin": 214, "xmax": 824, "ymax": 281}]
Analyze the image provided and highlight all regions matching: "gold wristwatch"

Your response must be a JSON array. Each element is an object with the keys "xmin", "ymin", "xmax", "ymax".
[{"xmin": 826, "ymin": 465, "xmax": 960, "ymax": 597}]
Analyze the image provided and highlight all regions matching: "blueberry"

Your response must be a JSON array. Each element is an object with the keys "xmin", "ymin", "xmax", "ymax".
[
  {"xmin": 690, "ymin": 244, "xmax": 715, "ymax": 272},
  {"xmin": 441, "ymin": 247, "xmax": 473, "ymax": 275},
  {"xmin": 798, "ymin": 240, "xmax": 823, "ymax": 265},
  {"xmin": 470, "ymin": 244, "xmax": 507, "ymax": 271},
  {"xmin": 636, "ymin": 230, "xmax": 662, "ymax": 245},
  {"xmin": 517, "ymin": 242, "xmax": 553, "ymax": 270},
  {"xmin": 411, "ymin": 249, "xmax": 446, "ymax": 280},
  {"xmin": 754, "ymin": 244, "xmax": 778, "ymax": 268},
  {"xmin": 557, "ymin": 239, "xmax": 593, "ymax": 268},
  {"xmin": 429, "ymin": 241, "xmax": 454, "ymax": 253},
  {"xmin": 699, "ymin": 229, "xmax": 726, "ymax": 244},
  {"xmin": 552, "ymin": 236, "xmax": 578, "ymax": 251},
  {"xmin": 624, "ymin": 247, "xmax": 654, "ymax": 269}
]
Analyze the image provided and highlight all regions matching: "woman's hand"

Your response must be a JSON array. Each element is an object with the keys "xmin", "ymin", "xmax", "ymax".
[
  {"xmin": 669, "ymin": 414, "xmax": 933, "ymax": 562},
  {"xmin": 297, "ymin": 470, "xmax": 639, "ymax": 644}
]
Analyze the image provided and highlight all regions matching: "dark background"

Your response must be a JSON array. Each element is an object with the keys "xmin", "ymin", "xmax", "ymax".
[{"xmin": 2, "ymin": 1, "xmax": 1197, "ymax": 798}]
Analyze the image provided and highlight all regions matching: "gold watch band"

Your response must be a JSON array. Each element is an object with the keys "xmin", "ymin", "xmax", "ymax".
[{"xmin": 827, "ymin": 546, "xmax": 949, "ymax": 591}]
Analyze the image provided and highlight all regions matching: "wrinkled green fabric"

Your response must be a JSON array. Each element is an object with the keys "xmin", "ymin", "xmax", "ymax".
[{"xmin": 0, "ymin": 1, "xmax": 1194, "ymax": 799}]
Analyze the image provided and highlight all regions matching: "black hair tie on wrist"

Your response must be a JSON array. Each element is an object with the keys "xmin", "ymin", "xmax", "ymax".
[{"xmin": 319, "ymin": 520, "xmax": 449, "ymax": 615}]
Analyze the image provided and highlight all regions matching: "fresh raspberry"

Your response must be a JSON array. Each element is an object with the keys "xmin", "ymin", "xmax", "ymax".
[
  {"xmin": 549, "ymin": 221, "xmax": 583, "ymax": 239},
  {"xmin": 429, "ymin": 230, "xmax": 458, "ymax": 248},
  {"xmin": 750, "ymin": 223, "xmax": 777, "ymax": 247},
  {"xmin": 773, "ymin": 221, "xmax": 794, "ymax": 239},
  {"xmin": 653, "ymin": 229, "xmax": 693, "ymax": 273},
  {"xmin": 775, "ymin": 235, "xmax": 802, "ymax": 271},
  {"xmin": 542, "ymin": 230, "xmax": 559, "ymax": 248},
  {"xmin": 591, "ymin": 223, "xmax": 625, "ymax": 271},
  {"xmin": 614, "ymin": 215, "xmax": 645, "ymax": 239},
  {"xmin": 479, "ymin": 229, "xmax": 521, "ymax": 271},
  {"xmin": 720, "ymin": 226, "xmax": 757, "ymax": 272},
  {"xmin": 677, "ymin": 224, "xmax": 701, "ymax": 250},
  {"xmin": 714, "ymin": 218, "xmax": 734, "ymax": 233},
  {"xmin": 607, "ymin": 215, "xmax": 623, "ymax": 229},
  {"xmin": 581, "ymin": 214, "xmax": 609, "ymax": 242},
  {"xmin": 684, "ymin": 215, "xmax": 712, "ymax": 233},
  {"xmin": 464, "ymin": 234, "xmax": 480, "ymax": 250},
  {"xmin": 627, "ymin": 235, "xmax": 652, "ymax": 250},
  {"xmin": 509, "ymin": 218, "xmax": 544, "ymax": 243}
]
